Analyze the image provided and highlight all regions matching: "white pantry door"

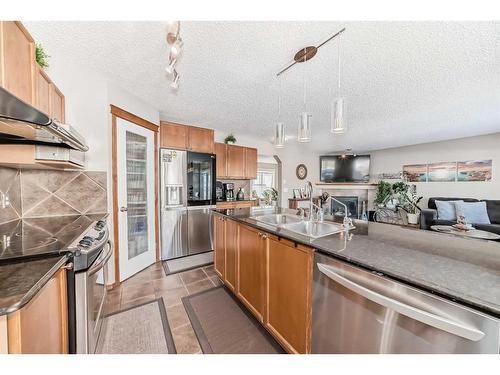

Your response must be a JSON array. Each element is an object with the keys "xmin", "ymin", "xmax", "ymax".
[{"xmin": 117, "ymin": 117, "xmax": 156, "ymax": 281}]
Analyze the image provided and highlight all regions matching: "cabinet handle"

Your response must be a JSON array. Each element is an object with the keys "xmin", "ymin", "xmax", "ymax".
[{"xmin": 262, "ymin": 234, "xmax": 268, "ymax": 240}]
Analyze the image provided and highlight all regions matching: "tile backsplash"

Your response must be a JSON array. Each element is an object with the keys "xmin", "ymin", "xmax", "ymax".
[{"xmin": 0, "ymin": 167, "xmax": 107, "ymax": 224}]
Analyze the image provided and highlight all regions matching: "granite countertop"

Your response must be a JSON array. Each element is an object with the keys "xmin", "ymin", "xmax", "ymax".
[
  {"xmin": 214, "ymin": 207, "xmax": 500, "ymax": 317},
  {"xmin": 0, "ymin": 213, "xmax": 109, "ymax": 316},
  {"xmin": 0, "ymin": 255, "xmax": 68, "ymax": 316}
]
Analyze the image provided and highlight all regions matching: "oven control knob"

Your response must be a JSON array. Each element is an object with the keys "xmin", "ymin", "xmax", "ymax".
[
  {"xmin": 79, "ymin": 239, "xmax": 92, "ymax": 247},
  {"xmin": 94, "ymin": 221, "xmax": 106, "ymax": 230}
]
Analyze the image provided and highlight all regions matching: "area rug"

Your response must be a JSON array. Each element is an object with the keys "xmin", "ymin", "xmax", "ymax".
[
  {"xmin": 182, "ymin": 286, "xmax": 285, "ymax": 354},
  {"xmin": 99, "ymin": 298, "xmax": 176, "ymax": 354},
  {"xmin": 162, "ymin": 251, "xmax": 213, "ymax": 275}
]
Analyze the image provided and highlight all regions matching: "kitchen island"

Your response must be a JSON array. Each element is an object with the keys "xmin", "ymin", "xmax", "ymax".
[{"xmin": 212, "ymin": 206, "xmax": 500, "ymax": 354}]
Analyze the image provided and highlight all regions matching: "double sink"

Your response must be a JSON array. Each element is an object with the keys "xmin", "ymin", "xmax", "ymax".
[{"xmin": 249, "ymin": 213, "xmax": 350, "ymax": 239}]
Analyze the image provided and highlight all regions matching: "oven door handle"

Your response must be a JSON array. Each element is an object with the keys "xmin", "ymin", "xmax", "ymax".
[
  {"xmin": 317, "ymin": 263, "xmax": 485, "ymax": 342},
  {"xmin": 88, "ymin": 241, "xmax": 113, "ymax": 276}
]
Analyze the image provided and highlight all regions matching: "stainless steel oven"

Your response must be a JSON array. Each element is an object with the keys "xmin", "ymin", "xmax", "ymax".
[{"xmin": 75, "ymin": 240, "xmax": 112, "ymax": 354}]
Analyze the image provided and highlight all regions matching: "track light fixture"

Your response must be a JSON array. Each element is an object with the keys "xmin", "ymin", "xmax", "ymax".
[{"xmin": 166, "ymin": 21, "xmax": 182, "ymax": 89}]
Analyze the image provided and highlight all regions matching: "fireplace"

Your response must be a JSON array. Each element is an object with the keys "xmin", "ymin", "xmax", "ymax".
[{"xmin": 331, "ymin": 196, "xmax": 359, "ymax": 219}]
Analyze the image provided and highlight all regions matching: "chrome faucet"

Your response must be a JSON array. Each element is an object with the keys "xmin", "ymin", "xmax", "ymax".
[
  {"xmin": 319, "ymin": 193, "xmax": 353, "ymax": 231},
  {"xmin": 305, "ymin": 181, "xmax": 322, "ymax": 222}
]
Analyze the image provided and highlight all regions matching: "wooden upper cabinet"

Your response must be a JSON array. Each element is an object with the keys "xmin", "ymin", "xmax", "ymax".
[
  {"xmin": 35, "ymin": 67, "xmax": 51, "ymax": 115},
  {"xmin": 188, "ymin": 126, "xmax": 214, "ymax": 153},
  {"xmin": 160, "ymin": 121, "xmax": 188, "ymax": 150},
  {"xmin": 245, "ymin": 147, "xmax": 257, "ymax": 179},
  {"xmin": 50, "ymin": 83, "xmax": 65, "ymax": 122},
  {"xmin": 0, "ymin": 21, "xmax": 35, "ymax": 105},
  {"xmin": 215, "ymin": 142, "xmax": 227, "ymax": 178},
  {"xmin": 237, "ymin": 224, "xmax": 266, "ymax": 322},
  {"xmin": 266, "ymin": 238, "xmax": 313, "ymax": 354},
  {"xmin": 227, "ymin": 144, "xmax": 246, "ymax": 179}
]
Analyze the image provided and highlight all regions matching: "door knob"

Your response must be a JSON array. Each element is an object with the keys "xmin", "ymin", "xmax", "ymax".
[{"xmin": 120, "ymin": 206, "xmax": 128, "ymax": 212}]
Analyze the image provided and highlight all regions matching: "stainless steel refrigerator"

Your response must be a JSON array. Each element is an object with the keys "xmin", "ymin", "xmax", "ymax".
[{"xmin": 160, "ymin": 148, "xmax": 216, "ymax": 260}]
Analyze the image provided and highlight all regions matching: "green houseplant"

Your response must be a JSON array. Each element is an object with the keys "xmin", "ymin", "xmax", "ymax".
[
  {"xmin": 262, "ymin": 188, "xmax": 278, "ymax": 206},
  {"xmin": 374, "ymin": 181, "xmax": 392, "ymax": 207},
  {"xmin": 224, "ymin": 134, "xmax": 236, "ymax": 144},
  {"xmin": 35, "ymin": 43, "xmax": 50, "ymax": 69}
]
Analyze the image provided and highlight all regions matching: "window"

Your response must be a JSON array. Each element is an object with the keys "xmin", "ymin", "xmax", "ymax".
[{"xmin": 251, "ymin": 164, "xmax": 277, "ymax": 199}]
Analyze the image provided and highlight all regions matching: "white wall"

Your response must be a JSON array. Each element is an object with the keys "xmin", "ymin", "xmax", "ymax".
[{"xmin": 370, "ymin": 133, "xmax": 500, "ymax": 206}]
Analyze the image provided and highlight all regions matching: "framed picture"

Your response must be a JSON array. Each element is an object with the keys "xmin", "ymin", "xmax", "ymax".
[
  {"xmin": 403, "ymin": 164, "xmax": 428, "ymax": 182},
  {"xmin": 428, "ymin": 162, "xmax": 457, "ymax": 182},
  {"xmin": 292, "ymin": 189, "xmax": 301, "ymax": 199},
  {"xmin": 457, "ymin": 160, "xmax": 492, "ymax": 182}
]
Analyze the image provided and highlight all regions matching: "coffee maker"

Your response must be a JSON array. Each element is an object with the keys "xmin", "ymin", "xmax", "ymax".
[{"xmin": 222, "ymin": 183, "xmax": 235, "ymax": 201}]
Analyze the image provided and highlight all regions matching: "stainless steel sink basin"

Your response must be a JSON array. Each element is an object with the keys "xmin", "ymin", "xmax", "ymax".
[
  {"xmin": 250, "ymin": 213, "xmax": 302, "ymax": 226},
  {"xmin": 281, "ymin": 221, "xmax": 346, "ymax": 238}
]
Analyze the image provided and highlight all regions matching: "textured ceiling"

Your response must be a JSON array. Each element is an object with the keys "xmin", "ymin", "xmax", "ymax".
[{"xmin": 26, "ymin": 21, "xmax": 500, "ymax": 153}]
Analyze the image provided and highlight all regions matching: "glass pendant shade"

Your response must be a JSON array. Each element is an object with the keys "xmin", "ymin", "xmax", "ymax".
[
  {"xmin": 275, "ymin": 122, "xmax": 285, "ymax": 148},
  {"xmin": 165, "ymin": 58, "xmax": 177, "ymax": 75},
  {"xmin": 331, "ymin": 98, "xmax": 346, "ymax": 134},
  {"xmin": 298, "ymin": 112, "xmax": 312, "ymax": 142}
]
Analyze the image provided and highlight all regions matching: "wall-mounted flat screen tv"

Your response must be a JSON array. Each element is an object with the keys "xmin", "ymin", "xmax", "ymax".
[{"xmin": 320, "ymin": 155, "xmax": 371, "ymax": 183}]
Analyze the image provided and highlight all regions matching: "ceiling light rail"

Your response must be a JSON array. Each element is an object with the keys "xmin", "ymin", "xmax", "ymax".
[{"xmin": 276, "ymin": 27, "xmax": 346, "ymax": 77}]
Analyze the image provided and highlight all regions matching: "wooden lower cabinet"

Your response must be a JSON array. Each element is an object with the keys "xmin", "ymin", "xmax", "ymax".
[
  {"xmin": 224, "ymin": 219, "xmax": 238, "ymax": 291},
  {"xmin": 5, "ymin": 268, "xmax": 68, "ymax": 353},
  {"xmin": 266, "ymin": 238, "xmax": 314, "ymax": 354},
  {"xmin": 237, "ymin": 224, "xmax": 266, "ymax": 322},
  {"xmin": 213, "ymin": 214, "xmax": 226, "ymax": 279}
]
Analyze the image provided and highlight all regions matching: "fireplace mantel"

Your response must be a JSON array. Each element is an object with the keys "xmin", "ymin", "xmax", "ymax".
[{"xmin": 315, "ymin": 182, "xmax": 377, "ymax": 190}]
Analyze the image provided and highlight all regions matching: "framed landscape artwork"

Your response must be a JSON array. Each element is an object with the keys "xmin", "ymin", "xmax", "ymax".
[
  {"xmin": 457, "ymin": 160, "xmax": 492, "ymax": 182},
  {"xmin": 403, "ymin": 164, "xmax": 428, "ymax": 182},
  {"xmin": 428, "ymin": 162, "xmax": 457, "ymax": 182}
]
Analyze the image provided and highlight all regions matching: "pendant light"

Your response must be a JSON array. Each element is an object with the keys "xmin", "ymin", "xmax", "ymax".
[
  {"xmin": 331, "ymin": 34, "xmax": 346, "ymax": 134},
  {"xmin": 275, "ymin": 76, "xmax": 285, "ymax": 148},
  {"xmin": 298, "ymin": 53, "xmax": 311, "ymax": 142}
]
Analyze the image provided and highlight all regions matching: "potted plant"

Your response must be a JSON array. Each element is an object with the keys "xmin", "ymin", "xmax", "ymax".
[
  {"xmin": 397, "ymin": 184, "xmax": 423, "ymax": 224},
  {"xmin": 224, "ymin": 134, "xmax": 236, "ymax": 144},
  {"xmin": 35, "ymin": 43, "xmax": 50, "ymax": 69},
  {"xmin": 374, "ymin": 181, "xmax": 392, "ymax": 208},
  {"xmin": 262, "ymin": 188, "xmax": 278, "ymax": 206}
]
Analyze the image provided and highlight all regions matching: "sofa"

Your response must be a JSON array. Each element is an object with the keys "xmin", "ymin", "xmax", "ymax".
[{"xmin": 420, "ymin": 197, "xmax": 500, "ymax": 236}]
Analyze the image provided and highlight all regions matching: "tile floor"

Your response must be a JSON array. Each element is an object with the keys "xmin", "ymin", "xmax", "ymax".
[{"xmin": 106, "ymin": 262, "xmax": 221, "ymax": 354}]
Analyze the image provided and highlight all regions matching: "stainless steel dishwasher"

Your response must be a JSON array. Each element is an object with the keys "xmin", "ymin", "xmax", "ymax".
[{"xmin": 312, "ymin": 252, "xmax": 500, "ymax": 354}]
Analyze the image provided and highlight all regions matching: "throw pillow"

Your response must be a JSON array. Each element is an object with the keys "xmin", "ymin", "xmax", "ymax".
[
  {"xmin": 454, "ymin": 201, "xmax": 491, "ymax": 225},
  {"xmin": 435, "ymin": 200, "xmax": 463, "ymax": 221}
]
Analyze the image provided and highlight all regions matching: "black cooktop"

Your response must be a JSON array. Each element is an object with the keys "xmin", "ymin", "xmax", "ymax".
[{"xmin": 0, "ymin": 214, "xmax": 108, "ymax": 263}]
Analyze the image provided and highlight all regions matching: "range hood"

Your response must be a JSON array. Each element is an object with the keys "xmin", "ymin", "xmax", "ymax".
[{"xmin": 0, "ymin": 87, "xmax": 88, "ymax": 152}]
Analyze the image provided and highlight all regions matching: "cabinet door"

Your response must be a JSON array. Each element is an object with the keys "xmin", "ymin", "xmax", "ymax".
[
  {"xmin": 188, "ymin": 126, "xmax": 214, "ymax": 153},
  {"xmin": 213, "ymin": 215, "xmax": 225, "ymax": 279},
  {"xmin": 266, "ymin": 239, "xmax": 313, "ymax": 354},
  {"xmin": 7, "ymin": 268, "xmax": 68, "ymax": 353},
  {"xmin": 160, "ymin": 122, "xmax": 188, "ymax": 150},
  {"xmin": 50, "ymin": 83, "xmax": 65, "ymax": 122},
  {"xmin": 0, "ymin": 21, "xmax": 35, "ymax": 104},
  {"xmin": 224, "ymin": 219, "xmax": 238, "ymax": 291},
  {"xmin": 35, "ymin": 67, "xmax": 51, "ymax": 115},
  {"xmin": 244, "ymin": 147, "xmax": 257, "ymax": 179},
  {"xmin": 227, "ymin": 145, "xmax": 246, "ymax": 179},
  {"xmin": 215, "ymin": 142, "xmax": 227, "ymax": 178},
  {"xmin": 237, "ymin": 224, "xmax": 266, "ymax": 322}
]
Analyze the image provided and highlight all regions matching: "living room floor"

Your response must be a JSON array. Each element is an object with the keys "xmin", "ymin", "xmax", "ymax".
[{"xmin": 106, "ymin": 262, "xmax": 222, "ymax": 354}]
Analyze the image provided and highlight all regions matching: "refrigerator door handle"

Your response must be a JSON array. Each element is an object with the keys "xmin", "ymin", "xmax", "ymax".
[{"xmin": 317, "ymin": 263, "xmax": 485, "ymax": 342}]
